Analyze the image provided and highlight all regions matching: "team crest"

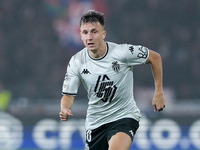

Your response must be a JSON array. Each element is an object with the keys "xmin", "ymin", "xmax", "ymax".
[{"xmin": 112, "ymin": 61, "xmax": 120, "ymax": 73}]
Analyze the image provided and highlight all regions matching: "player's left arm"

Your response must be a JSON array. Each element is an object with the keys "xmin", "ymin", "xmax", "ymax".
[{"xmin": 145, "ymin": 50, "xmax": 166, "ymax": 112}]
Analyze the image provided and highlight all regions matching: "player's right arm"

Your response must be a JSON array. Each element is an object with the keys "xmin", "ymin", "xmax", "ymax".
[
  {"xmin": 59, "ymin": 95, "xmax": 74, "ymax": 121},
  {"xmin": 60, "ymin": 55, "xmax": 81, "ymax": 121}
]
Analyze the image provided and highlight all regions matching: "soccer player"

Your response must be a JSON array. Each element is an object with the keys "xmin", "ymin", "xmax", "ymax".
[{"xmin": 59, "ymin": 10, "xmax": 166, "ymax": 150}]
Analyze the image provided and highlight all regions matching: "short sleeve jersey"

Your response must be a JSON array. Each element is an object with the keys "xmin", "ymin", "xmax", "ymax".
[{"xmin": 62, "ymin": 42, "xmax": 149, "ymax": 130}]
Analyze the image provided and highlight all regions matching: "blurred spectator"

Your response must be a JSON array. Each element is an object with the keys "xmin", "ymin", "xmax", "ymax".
[{"xmin": 0, "ymin": 83, "xmax": 11, "ymax": 111}]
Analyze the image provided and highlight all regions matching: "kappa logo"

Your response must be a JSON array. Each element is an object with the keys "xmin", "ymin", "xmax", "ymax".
[
  {"xmin": 64, "ymin": 72, "xmax": 68, "ymax": 80},
  {"xmin": 129, "ymin": 130, "xmax": 134, "ymax": 137},
  {"xmin": 129, "ymin": 45, "xmax": 134, "ymax": 54},
  {"xmin": 81, "ymin": 69, "xmax": 91, "ymax": 74}
]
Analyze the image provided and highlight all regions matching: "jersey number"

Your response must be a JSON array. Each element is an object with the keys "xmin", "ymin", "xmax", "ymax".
[
  {"xmin": 94, "ymin": 75, "xmax": 117, "ymax": 103},
  {"xmin": 86, "ymin": 130, "xmax": 92, "ymax": 142}
]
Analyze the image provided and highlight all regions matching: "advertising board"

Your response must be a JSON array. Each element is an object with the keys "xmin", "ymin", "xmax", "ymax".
[{"xmin": 0, "ymin": 112, "xmax": 200, "ymax": 150}]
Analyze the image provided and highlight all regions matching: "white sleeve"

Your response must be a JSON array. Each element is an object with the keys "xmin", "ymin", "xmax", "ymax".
[
  {"xmin": 123, "ymin": 44, "xmax": 149, "ymax": 66},
  {"xmin": 62, "ymin": 56, "xmax": 81, "ymax": 96}
]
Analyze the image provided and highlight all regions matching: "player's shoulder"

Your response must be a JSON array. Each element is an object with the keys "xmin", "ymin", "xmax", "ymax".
[
  {"xmin": 70, "ymin": 47, "xmax": 87, "ymax": 65},
  {"xmin": 107, "ymin": 41, "xmax": 148, "ymax": 52},
  {"xmin": 72, "ymin": 47, "xmax": 87, "ymax": 61},
  {"xmin": 107, "ymin": 41, "xmax": 125, "ymax": 48},
  {"xmin": 106, "ymin": 41, "xmax": 124, "ymax": 53},
  {"xmin": 107, "ymin": 41, "xmax": 132, "ymax": 51},
  {"xmin": 73, "ymin": 47, "xmax": 86, "ymax": 58}
]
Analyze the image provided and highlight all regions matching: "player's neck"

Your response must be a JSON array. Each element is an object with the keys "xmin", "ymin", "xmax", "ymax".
[{"xmin": 89, "ymin": 41, "xmax": 107, "ymax": 59}]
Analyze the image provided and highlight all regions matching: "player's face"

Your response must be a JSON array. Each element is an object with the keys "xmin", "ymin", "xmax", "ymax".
[{"xmin": 80, "ymin": 22, "xmax": 106, "ymax": 52}]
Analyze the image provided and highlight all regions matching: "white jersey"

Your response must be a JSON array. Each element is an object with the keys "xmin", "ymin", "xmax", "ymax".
[{"xmin": 62, "ymin": 41, "xmax": 149, "ymax": 130}]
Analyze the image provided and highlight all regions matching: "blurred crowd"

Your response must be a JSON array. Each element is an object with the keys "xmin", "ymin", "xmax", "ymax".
[
  {"xmin": 0, "ymin": 0, "xmax": 199, "ymax": 100},
  {"xmin": 0, "ymin": 0, "xmax": 68, "ymax": 99},
  {"xmin": 106, "ymin": 0, "xmax": 200, "ymax": 100}
]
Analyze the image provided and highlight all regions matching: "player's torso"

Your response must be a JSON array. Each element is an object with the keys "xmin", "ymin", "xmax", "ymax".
[
  {"xmin": 73, "ymin": 42, "xmax": 142, "ymax": 130},
  {"xmin": 78, "ymin": 42, "xmax": 131, "ymax": 103}
]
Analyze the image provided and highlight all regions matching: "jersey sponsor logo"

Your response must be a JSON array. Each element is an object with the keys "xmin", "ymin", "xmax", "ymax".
[
  {"xmin": 129, "ymin": 45, "xmax": 134, "ymax": 54},
  {"xmin": 137, "ymin": 46, "xmax": 148, "ymax": 59},
  {"xmin": 112, "ymin": 61, "xmax": 120, "ymax": 73},
  {"xmin": 81, "ymin": 69, "xmax": 91, "ymax": 74},
  {"xmin": 94, "ymin": 75, "xmax": 117, "ymax": 103}
]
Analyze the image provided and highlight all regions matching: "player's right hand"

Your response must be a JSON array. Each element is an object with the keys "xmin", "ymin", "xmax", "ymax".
[{"xmin": 59, "ymin": 109, "xmax": 73, "ymax": 121}]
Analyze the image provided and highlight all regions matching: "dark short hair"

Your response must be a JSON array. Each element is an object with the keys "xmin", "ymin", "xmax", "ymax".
[{"xmin": 80, "ymin": 10, "xmax": 105, "ymax": 27}]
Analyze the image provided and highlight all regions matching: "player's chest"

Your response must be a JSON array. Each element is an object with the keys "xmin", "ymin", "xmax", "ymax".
[{"xmin": 79, "ymin": 60, "xmax": 126, "ymax": 85}]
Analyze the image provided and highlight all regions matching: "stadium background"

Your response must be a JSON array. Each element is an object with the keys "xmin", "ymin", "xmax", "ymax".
[{"xmin": 0, "ymin": 0, "xmax": 200, "ymax": 149}]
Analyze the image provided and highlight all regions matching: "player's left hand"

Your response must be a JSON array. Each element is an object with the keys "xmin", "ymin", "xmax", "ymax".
[{"xmin": 152, "ymin": 92, "xmax": 166, "ymax": 112}]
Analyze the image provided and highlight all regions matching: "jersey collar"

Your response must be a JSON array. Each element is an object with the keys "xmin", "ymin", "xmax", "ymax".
[{"xmin": 88, "ymin": 42, "xmax": 109, "ymax": 60}]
